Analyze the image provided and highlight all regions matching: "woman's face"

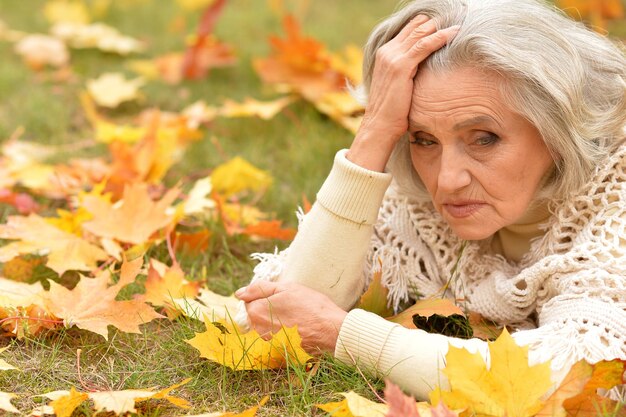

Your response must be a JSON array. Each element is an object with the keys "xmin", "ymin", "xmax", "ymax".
[{"xmin": 408, "ymin": 67, "xmax": 554, "ymax": 240}]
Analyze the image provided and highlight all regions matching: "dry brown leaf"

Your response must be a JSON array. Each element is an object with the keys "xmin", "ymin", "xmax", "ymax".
[
  {"xmin": 387, "ymin": 298, "xmax": 463, "ymax": 329},
  {"xmin": 43, "ymin": 256, "xmax": 163, "ymax": 339},
  {"xmin": 187, "ymin": 317, "xmax": 312, "ymax": 370},
  {"xmin": 82, "ymin": 182, "xmax": 179, "ymax": 245}
]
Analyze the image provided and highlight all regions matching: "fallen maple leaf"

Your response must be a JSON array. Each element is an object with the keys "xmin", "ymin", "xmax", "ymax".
[
  {"xmin": 387, "ymin": 298, "xmax": 463, "ymax": 329},
  {"xmin": 385, "ymin": 380, "xmax": 458, "ymax": 417},
  {"xmin": 0, "ymin": 214, "xmax": 108, "ymax": 275},
  {"xmin": 182, "ymin": 0, "xmax": 234, "ymax": 80},
  {"xmin": 14, "ymin": 34, "xmax": 69, "ymax": 69},
  {"xmin": 87, "ymin": 72, "xmax": 145, "ymax": 108},
  {"xmin": 356, "ymin": 270, "xmax": 394, "ymax": 317},
  {"xmin": 50, "ymin": 387, "xmax": 89, "ymax": 417},
  {"xmin": 41, "ymin": 379, "xmax": 190, "ymax": 415},
  {"xmin": 44, "ymin": 0, "xmax": 90, "ymax": 24},
  {"xmin": 186, "ymin": 395, "xmax": 269, "ymax": 417},
  {"xmin": 43, "ymin": 256, "xmax": 163, "ymax": 339},
  {"xmin": 211, "ymin": 157, "xmax": 273, "ymax": 198},
  {"xmin": 316, "ymin": 391, "xmax": 388, "ymax": 417},
  {"xmin": 0, "ymin": 189, "xmax": 39, "ymax": 214},
  {"xmin": 0, "ymin": 347, "xmax": 18, "ymax": 371},
  {"xmin": 219, "ymin": 96, "xmax": 296, "ymax": 120},
  {"xmin": 561, "ymin": 360, "xmax": 626, "ymax": 416},
  {"xmin": 82, "ymin": 182, "xmax": 179, "ymax": 245},
  {"xmin": 172, "ymin": 287, "xmax": 239, "ymax": 321},
  {"xmin": 0, "ymin": 392, "xmax": 19, "ymax": 414},
  {"xmin": 51, "ymin": 22, "xmax": 144, "ymax": 54},
  {"xmin": 430, "ymin": 328, "xmax": 553, "ymax": 417},
  {"xmin": 242, "ymin": 220, "xmax": 296, "ymax": 241},
  {"xmin": 144, "ymin": 258, "xmax": 200, "ymax": 307},
  {"xmin": 556, "ymin": 0, "xmax": 624, "ymax": 30},
  {"xmin": 187, "ymin": 317, "xmax": 312, "ymax": 370}
]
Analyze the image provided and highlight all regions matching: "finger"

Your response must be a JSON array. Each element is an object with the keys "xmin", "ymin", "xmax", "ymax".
[
  {"xmin": 402, "ymin": 18, "xmax": 438, "ymax": 46},
  {"xmin": 393, "ymin": 14, "xmax": 430, "ymax": 43},
  {"xmin": 408, "ymin": 25, "xmax": 460, "ymax": 59},
  {"xmin": 236, "ymin": 280, "xmax": 284, "ymax": 302}
]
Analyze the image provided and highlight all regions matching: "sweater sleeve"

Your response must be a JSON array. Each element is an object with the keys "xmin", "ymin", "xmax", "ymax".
[
  {"xmin": 278, "ymin": 149, "xmax": 392, "ymax": 308},
  {"xmin": 334, "ymin": 309, "xmax": 493, "ymax": 400}
]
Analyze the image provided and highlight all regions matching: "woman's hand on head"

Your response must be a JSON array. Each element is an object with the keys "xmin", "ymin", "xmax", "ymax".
[
  {"xmin": 236, "ymin": 281, "xmax": 348, "ymax": 355},
  {"xmin": 348, "ymin": 16, "xmax": 459, "ymax": 172}
]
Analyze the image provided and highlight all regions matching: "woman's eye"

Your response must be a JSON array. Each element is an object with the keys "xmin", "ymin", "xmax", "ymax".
[
  {"xmin": 474, "ymin": 133, "xmax": 499, "ymax": 146},
  {"xmin": 410, "ymin": 135, "xmax": 436, "ymax": 147}
]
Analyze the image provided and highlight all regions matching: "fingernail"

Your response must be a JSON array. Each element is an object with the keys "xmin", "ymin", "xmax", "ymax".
[{"xmin": 235, "ymin": 286, "xmax": 247, "ymax": 297}]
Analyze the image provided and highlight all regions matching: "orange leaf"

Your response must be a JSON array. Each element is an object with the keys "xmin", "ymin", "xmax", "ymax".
[
  {"xmin": 562, "ymin": 360, "xmax": 626, "ymax": 416},
  {"xmin": 82, "ymin": 183, "xmax": 179, "ymax": 245},
  {"xmin": 144, "ymin": 258, "xmax": 200, "ymax": 307},
  {"xmin": 242, "ymin": 220, "xmax": 296, "ymax": 241},
  {"xmin": 171, "ymin": 230, "xmax": 211, "ymax": 254},
  {"xmin": 43, "ymin": 256, "xmax": 163, "ymax": 339},
  {"xmin": 181, "ymin": 0, "xmax": 234, "ymax": 80},
  {"xmin": 387, "ymin": 298, "xmax": 463, "ymax": 329}
]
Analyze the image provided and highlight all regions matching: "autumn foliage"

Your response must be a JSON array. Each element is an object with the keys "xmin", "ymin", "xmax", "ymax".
[{"xmin": 0, "ymin": 0, "xmax": 625, "ymax": 415}]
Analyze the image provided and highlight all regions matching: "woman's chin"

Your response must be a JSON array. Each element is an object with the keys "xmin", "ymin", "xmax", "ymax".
[{"xmin": 448, "ymin": 223, "xmax": 498, "ymax": 241}]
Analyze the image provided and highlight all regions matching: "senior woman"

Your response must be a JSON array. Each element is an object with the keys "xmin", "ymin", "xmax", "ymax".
[{"xmin": 236, "ymin": 0, "xmax": 626, "ymax": 399}]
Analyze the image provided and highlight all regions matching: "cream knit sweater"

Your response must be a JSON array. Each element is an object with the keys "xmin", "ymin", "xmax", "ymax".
[{"xmin": 241, "ymin": 146, "xmax": 626, "ymax": 399}]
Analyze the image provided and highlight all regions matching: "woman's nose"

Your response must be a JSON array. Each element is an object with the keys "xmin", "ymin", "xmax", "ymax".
[{"xmin": 437, "ymin": 147, "xmax": 472, "ymax": 193}]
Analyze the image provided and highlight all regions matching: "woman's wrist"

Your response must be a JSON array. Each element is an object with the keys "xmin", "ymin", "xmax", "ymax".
[{"xmin": 347, "ymin": 128, "xmax": 400, "ymax": 172}]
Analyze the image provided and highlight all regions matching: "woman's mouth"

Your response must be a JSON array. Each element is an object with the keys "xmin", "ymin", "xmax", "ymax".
[{"xmin": 442, "ymin": 202, "xmax": 487, "ymax": 218}]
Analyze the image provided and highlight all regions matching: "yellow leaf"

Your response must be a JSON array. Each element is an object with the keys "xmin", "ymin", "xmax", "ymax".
[
  {"xmin": 0, "ymin": 347, "xmax": 19, "ymax": 371},
  {"xmin": 50, "ymin": 387, "xmax": 88, "ymax": 417},
  {"xmin": 0, "ymin": 214, "xmax": 108, "ymax": 275},
  {"xmin": 316, "ymin": 392, "xmax": 388, "ymax": 417},
  {"xmin": 51, "ymin": 22, "xmax": 144, "ymax": 54},
  {"xmin": 87, "ymin": 73, "xmax": 144, "ymax": 108},
  {"xmin": 0, "ymin": 392, "xmax": 19, "ymax": 414},
  {"xmin": 219, "ymin": 96, "xmax": 296, "ymax": 120},
  {"xmin": 187, "ymin": 317, "xmax": 312, "ymax": 370},
  {"xmin": 176, "ymin": 0, "xmax": 217, "ymax": 11},
  {"xmin": 172, "ymin": 287, "xmax": 239, "ymax": 321},
  {"xmin": 431, "ymin": 328, "xmax": 553, "ymax": 417},
  {"xmin": 43, "ymin": 256, "xmax": 163, "ymax": 339},
  {"xmin": 211, "ymin": 157, "xmax": 273, "ymax": 198},
  {"xmin": 45, "ymin": 207, "xmax": 93, "ymax": 235},
  {"xmin": 82, "ymin": 182, "xmax": 179, "ymax": 245},
  {"xmin": 329, "ymin": 45, "xmax": 363, "ymax": 84},
  {"xmin": 44, "ymin": 0, "xmax": 90, "ymax": 24}
]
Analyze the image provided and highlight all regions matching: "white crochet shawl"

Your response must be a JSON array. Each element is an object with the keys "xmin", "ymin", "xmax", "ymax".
[{"xmin": 366, "ymin": 144, "xmax": 626, "ymax": 371}]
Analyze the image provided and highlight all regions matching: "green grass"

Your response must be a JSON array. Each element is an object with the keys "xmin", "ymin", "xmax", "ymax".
[{"xmin": 0, "ymin": 0, "xmax": 396, "ymax": 415}]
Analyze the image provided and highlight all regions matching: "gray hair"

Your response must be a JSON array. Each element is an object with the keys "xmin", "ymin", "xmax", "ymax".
[{"xmin": 355, "ymin": 0, "xmax": 626, "ymax": 200}]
